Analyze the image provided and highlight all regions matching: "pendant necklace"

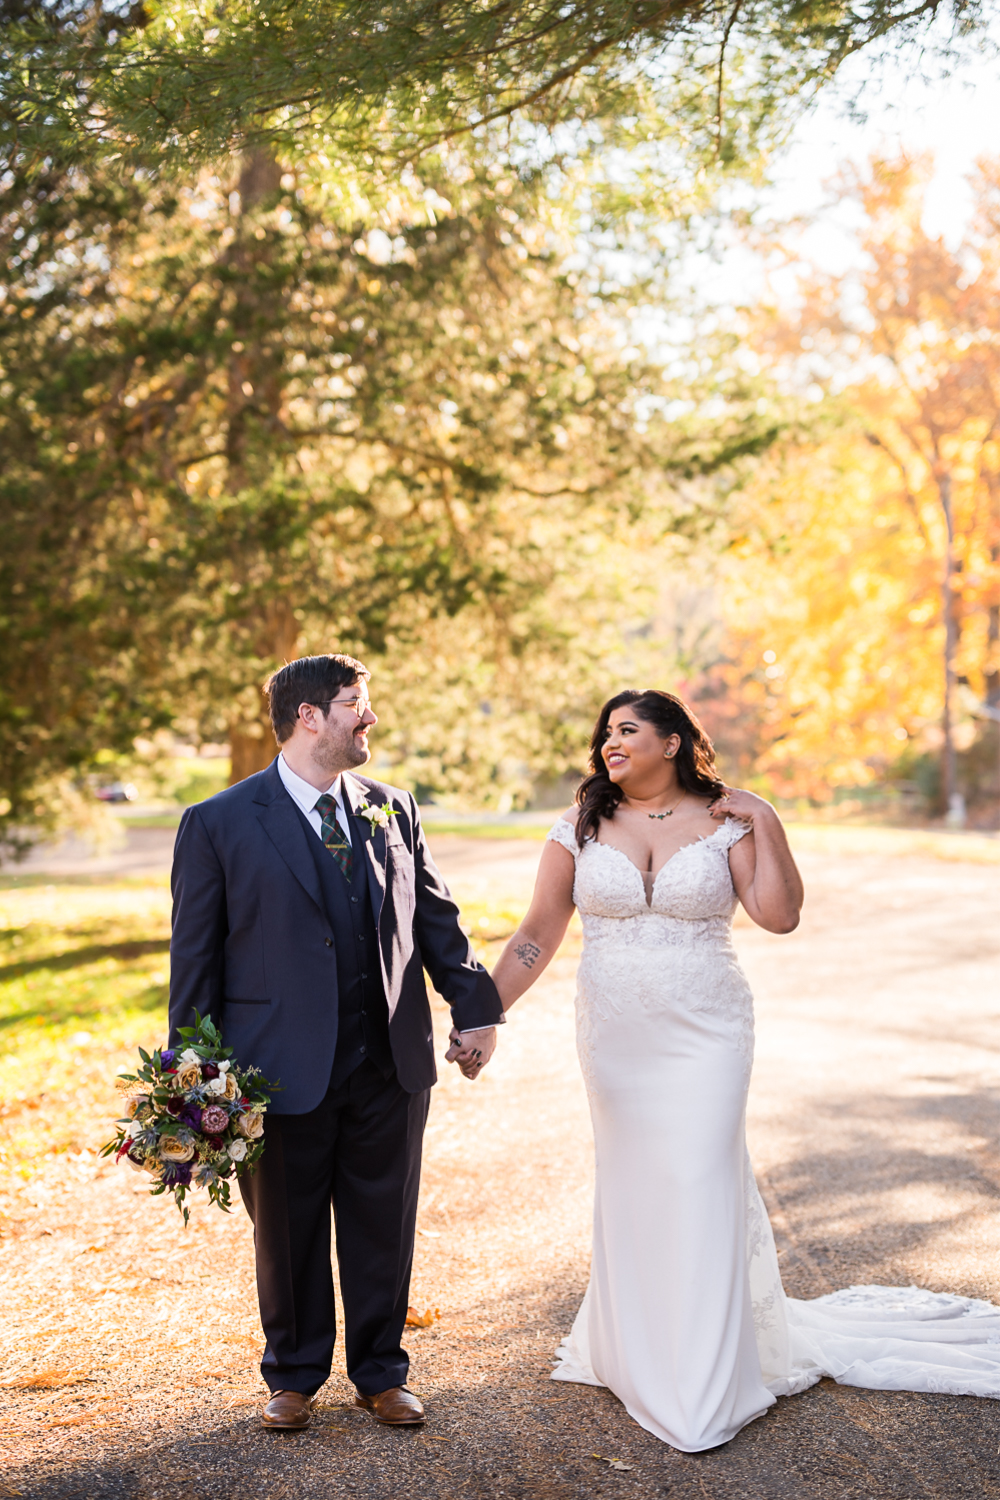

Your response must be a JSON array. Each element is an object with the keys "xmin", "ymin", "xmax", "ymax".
[{"xmin": 648, "ymin": 794, "xmax": 685, "ymax": 820}]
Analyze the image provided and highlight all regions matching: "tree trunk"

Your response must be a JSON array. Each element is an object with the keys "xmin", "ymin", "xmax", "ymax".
[
  {"xmin": 938, "ymin": 470, "xmax": 963, "ymax": 825},
  {"xmin": 229, "ymin": 722, "xmax": 277, "ymax": 783},
  {"xmin": 986, "ymin": 485, "xmax": 1000, "ymax": 825},
  {"xmin": 224, "ymin": 153, "xmax": 295, "ymax": 789},
  {"xmin": 228, "ymin": 597, "xmax": 300, "ymax": 785}
]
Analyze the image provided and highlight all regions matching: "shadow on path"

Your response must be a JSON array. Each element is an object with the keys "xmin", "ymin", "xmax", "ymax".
[
  {"xmin": 8, "ymin": 1352, "xmax": 1000, "ymax": 1500},
  {"xmin": 758, "ymin": 1083, "xmax": 1000, "ymax": 1297}
]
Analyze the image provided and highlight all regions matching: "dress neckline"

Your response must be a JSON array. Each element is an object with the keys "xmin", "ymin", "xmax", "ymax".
[{"xmin": 588, "ymin": 823, "xmax": 732, "ymax": 908}]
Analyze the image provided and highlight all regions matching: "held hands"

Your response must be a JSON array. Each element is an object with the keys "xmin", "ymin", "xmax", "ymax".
[{"xmin": 445, "ymin": 1025, "xmax": 496, "ymax": 1081}]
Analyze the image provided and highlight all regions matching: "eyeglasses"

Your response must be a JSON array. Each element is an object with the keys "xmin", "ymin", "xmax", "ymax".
[{"xmin": 310, "ymin": 694, "xmax": 372, "ymax": 721}]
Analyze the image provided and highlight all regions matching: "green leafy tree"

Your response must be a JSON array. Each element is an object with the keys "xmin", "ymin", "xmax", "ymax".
[
  {"xmin": 0, "ymin": 150, "xmax": 782, "ymax": 852},
  {"xmin": 4, "ymin": 0, "xmax": 988, "ymax": 186}
]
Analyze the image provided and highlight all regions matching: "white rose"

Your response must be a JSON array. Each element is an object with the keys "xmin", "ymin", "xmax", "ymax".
[
  {"xmin": 217, "ymin": 1060, "xmax": 231, "ymax": 1073},
  {"xmin": 127, "ymin": 1119, "xmax": 144, "ymax": 1139},
  {"xmin": 227, "ymin": 1138, "xmax": 248, "ymax": 1162},
  {"xmin": 178, "ymin": 1048, "xmax": 200, "ymax": 1065},
  {"xmin": 206, "ymin": 1075, "xmax": 228, "ymax": 1095}
]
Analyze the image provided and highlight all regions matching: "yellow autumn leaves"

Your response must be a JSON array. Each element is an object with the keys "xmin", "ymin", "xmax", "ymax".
[{"xmin": 703, "ymin": 154, "xmax": 1000, "ymax": 811}]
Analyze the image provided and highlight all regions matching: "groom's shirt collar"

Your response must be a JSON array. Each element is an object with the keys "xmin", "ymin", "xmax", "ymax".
[
  {"xmin": 277, "ymin": 753, "xmax": 352, "ymax": 846},
  {"xmin": 278, "ymin": 755, "xmax": 489, "ymax": 1041}
]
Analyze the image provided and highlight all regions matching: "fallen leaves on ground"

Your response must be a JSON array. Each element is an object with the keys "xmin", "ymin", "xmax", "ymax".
[
  {"xmin": 591, "ymin": 1453, "xmax": 635, "ymax": 1471},
  {"xmin": 405, "ymin": 1305, "xmax": 440, "ymax": 1328},
  {"xmin": 0, "ymin": 1368, "xmax": 92, "ymax": 1391}
]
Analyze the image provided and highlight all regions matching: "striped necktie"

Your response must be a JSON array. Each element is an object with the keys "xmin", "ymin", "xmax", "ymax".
[{"xmin": 314, "ymin": 792, "xmax": 353, "ymax": 883}]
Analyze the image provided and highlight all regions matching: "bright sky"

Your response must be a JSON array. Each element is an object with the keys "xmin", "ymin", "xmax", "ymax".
[
  {"xmin": 689, "ymin": 28, "xmax": 1000, "ymax": 313},
  {"xmin": 710, "ymin": 33, "xmax": 1000, "ymax": 304}
]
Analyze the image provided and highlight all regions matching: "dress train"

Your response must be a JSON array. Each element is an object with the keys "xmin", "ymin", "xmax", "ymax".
[{"xmin": 544, "ymin": 815, "xmax": 1000, "ymax": 1451}]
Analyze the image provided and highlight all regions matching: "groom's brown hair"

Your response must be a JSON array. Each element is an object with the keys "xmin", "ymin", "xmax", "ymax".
[{"xmin": 264, "ymin": 653, "xmax": 370, "ymax": 744}]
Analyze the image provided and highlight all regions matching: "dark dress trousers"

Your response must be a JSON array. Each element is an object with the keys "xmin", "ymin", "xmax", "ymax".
[{"xmin": 168, "ymin": 759, "xmax": 503, "ymax": 1395}]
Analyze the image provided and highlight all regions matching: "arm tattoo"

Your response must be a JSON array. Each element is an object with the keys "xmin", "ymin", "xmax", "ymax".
[{"xmin": 514, "ymin": 940, "xmax": 541, "ymax": 969}]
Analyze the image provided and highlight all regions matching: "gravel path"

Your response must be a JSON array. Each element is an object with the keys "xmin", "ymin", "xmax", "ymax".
[{"xmin": 1, "ymin": 837, "xmax": 999, "ymax": 1499}]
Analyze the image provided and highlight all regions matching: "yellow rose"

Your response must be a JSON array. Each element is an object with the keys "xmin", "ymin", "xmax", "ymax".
[
  {"xmin": 159, "ymin": 1136, "xmax": 195, "ymax": 1164},
  {"xmin": 144, "ymin": 1157, "xmax": 165, "ymax": 1178},
  {"xmin": 125, "ymin": 1095, "xmax": 149, "ymax": 1118},
  {"xmin": 173, "ymin": 1060, "xmax": 202, "ymax": 1091},
  {"xmin": 236, "ymin": 1111, "xmax": 264, "ymax": 1140},
  {"xmin": 223, "ymin": 1072, "xmax": 238, "ymax": 1101}
]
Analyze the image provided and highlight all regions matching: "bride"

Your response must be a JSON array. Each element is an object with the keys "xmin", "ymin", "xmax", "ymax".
[{"xmin": 477, "ymin": 688, "xmax": 1000, "ymax": 1452}]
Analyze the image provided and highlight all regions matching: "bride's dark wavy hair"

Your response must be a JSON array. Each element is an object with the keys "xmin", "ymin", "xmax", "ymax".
[{"xmin": 574, "ymin": 690, "xmax": 725, "ymax": 846}]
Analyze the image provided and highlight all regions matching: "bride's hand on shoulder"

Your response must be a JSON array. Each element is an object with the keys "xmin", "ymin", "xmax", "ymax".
[
  {"xmin": 714, "ymin": 787, "xmax": 803, "ymax": 932},
  {"xmin": 705, "ymin": 786, "xmax": 775, "ymax": 824}
]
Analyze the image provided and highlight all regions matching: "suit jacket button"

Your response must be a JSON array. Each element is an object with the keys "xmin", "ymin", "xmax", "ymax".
[
  {"xmin": 325, "ymin": 938, "xmax": 333, "ymax": 947},
  {"xmin": 361, "ymin": 972, "xmax": 367, "ymax": 979},
  {"xmin": 351, "ymin": 895, "xmax": 359, "ymax": 903}
]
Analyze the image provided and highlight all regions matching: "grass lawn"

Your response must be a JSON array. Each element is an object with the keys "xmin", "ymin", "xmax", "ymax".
[
  {"xmin": 0, "ymin": 875, "xmax": 523, "ymax": 1207},
  {"xmin": 113, "ymin": 799, "xmax": 1000, "ymax": 862},
  {"xmin": 0, "ymin": 878, "xmax": 173, "ymax": 1195},
  {"xmin": 423, "ymin": 818, "xmax": 1000, "ymax": 866},
  {"xmin": 0, "ymin": 813, "xmax": 991, "ymax": 1216}
]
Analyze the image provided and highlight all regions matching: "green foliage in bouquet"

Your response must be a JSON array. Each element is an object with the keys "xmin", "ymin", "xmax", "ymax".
[{"xmin": 101, "ymin": 1013, "xmax": 278, "ymax": 1224}]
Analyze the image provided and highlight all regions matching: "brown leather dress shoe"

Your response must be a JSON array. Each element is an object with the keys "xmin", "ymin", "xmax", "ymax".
[
  {"xmin": 354, "ymin": 1385, "xmax": 425, "ymax": 1425},
  {"xmin": 261, "ymin": 1390, "xmax": 313, "ymax": 1430}
]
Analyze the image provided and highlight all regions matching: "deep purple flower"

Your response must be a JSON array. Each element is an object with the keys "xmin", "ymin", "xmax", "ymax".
[
  {"xmin": 179, "ymin": 1103, "xmax": 203, "ymax": 1131},
  {"xmin": 201, "ymin": 1061, "xmax": 220, "ymax": 1080},
  {"xmin": 163, "ymin": 1163, "xmax": 192, "ymax": 1187},
  {"xmin": 160, "ymin": 1049, "xmax": 175, "ymax": 1069}
]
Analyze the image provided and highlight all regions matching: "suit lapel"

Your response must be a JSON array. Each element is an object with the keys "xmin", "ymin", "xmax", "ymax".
[
  {"xmin": 343, "ymin": 773, "xmax": 387, "ymax": 923},
  {"xmin": 254, "ymin": 761, "xmax": 325, "ymax": 915}
]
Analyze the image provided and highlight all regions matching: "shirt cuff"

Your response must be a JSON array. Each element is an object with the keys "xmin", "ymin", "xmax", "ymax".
[{"xmin": 458, "ymin": 1018, "xmax": 504, "ymax": 1034}]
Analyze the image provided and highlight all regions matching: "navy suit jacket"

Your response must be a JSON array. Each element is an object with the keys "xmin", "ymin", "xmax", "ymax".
[{"xmin": 168, "ymin": 759, "xmax": 503, "ymax": 1112}]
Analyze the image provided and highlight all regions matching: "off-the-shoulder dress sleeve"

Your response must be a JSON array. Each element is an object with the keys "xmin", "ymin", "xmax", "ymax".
[
  {"xmin": 546, "ymin": 817, "xmax": 580, "ymax": 857},
  {"xmin": 718, "ymin": 816, "xmax": 752, "ymax": 851}
]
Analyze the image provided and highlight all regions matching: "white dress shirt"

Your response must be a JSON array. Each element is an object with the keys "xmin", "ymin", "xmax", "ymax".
[
  {"xmin": 277, "ymin": 753, "xmax": 352, "ymax": 846},
  {"xmin": 276, "ymin": 753, "xmax": 492, "ymax": 1039}
]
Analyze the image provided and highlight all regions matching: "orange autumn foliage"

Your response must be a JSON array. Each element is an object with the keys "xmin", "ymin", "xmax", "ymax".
[{"xmin": 696, "ymin": 154, "xmax": 1000, "ymax": 810}]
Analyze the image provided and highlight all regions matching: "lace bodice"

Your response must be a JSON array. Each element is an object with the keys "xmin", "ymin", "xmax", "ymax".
[
  {"xmin": 546, "ymin": 815, "xmax": 749, "ymax": 938},
  {"xmin": 547, "ymin": 813, "xmax": 756, "ymax": 1081}
]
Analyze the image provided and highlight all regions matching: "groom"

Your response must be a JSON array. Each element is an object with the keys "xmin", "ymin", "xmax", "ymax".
[{"xmin": 168, "ymin": 653, "xmax": 502, "ymax": 1430}]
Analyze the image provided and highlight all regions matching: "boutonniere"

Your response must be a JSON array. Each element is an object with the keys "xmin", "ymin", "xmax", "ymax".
[{"xmin": 356, "ymin": 799, "xmax": 398, "ymax": 839}]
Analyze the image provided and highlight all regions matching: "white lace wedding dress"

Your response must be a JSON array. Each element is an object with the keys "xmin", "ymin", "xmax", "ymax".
[{"xmin": 546, "ymin": 815, "xmax": 1000, "ymax": 1452}]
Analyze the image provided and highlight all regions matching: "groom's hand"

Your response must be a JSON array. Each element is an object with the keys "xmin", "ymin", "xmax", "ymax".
[{"xmin": 445, "ymin": 1025, "xmax": 496, "ymax": 1080}]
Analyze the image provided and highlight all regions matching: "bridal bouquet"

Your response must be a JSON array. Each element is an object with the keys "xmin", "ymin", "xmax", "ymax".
[{"xmin": 101, "ymin": 1013, "xmax": 276, "ymax": 1223}]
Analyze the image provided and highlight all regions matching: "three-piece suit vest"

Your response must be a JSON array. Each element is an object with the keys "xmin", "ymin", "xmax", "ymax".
[{"xmin": 290, "ymin": 800, "xmax": 394, "ymax": 1089}]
